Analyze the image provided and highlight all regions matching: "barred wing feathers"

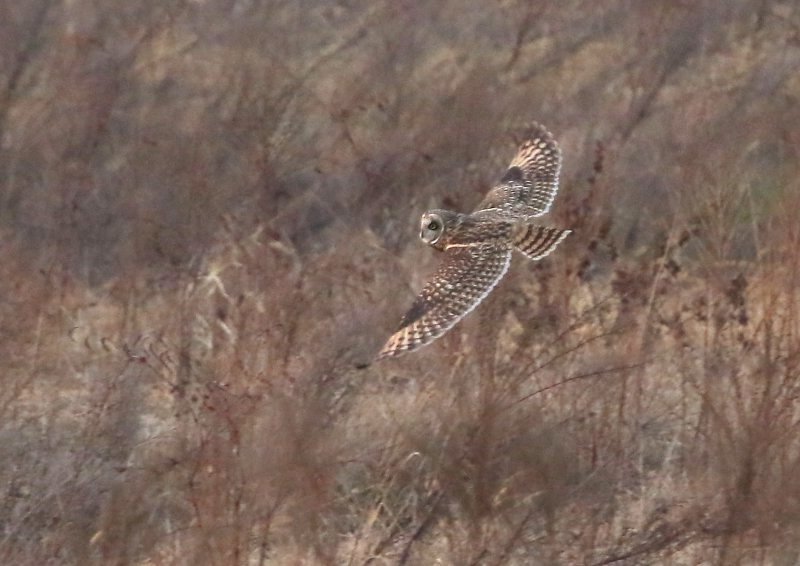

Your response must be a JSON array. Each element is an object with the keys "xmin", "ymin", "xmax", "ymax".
[
  {"xmin": 377, "ymin": 244, "xmax": 511, "ymax": 359},
  {"xmin": 476, "ymin": 122, "xmax": 562, "ymax": 218}
]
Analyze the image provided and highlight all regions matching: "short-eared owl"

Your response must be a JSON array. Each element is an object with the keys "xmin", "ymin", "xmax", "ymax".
[{"xmin": 377, "ymin": 122, "xmax": 571, "ymax": 360}]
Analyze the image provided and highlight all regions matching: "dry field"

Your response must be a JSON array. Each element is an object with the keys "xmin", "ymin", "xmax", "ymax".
[{"xmin": 1, "ymin": 1, "xmax": 800, "ymax": 564}]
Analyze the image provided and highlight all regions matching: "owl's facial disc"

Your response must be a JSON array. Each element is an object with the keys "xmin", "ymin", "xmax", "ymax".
[{"xmin": 420, "ymin": 213, "xmax": 444, "ymax": 245}]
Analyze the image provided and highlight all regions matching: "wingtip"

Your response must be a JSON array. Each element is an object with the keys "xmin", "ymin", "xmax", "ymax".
[
  {"xmin": 514, "ymin": 121, "xmax": 556, "ymax": 145},
  {"xmin": 374, "ymin": 339, "xmax": 396, "ymax": 362},
  {"xmin": 375, "ymin": 326, "xmax": 419, "ymax": 362},
  {"xmin": 374, "ymin": 342, "xmax": 405, "ymax": 362}
]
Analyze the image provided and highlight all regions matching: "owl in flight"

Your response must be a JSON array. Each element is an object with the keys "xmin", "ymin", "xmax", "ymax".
[{"xmin": 377, "ymin": 122, "xmax": 571, "ymax": 360}]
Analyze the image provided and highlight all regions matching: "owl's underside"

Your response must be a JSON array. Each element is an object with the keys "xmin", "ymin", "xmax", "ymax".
[{"xmin": 377, "ymin": 122, "xmax": 571, "ymax": 360}]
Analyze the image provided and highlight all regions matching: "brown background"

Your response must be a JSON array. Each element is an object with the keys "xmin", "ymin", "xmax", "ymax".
[{"xmin": 1, "ymin": 1, "xmax": 799, "ymax": 564}]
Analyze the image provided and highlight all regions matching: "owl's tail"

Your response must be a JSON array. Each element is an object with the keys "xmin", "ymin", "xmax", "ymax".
[{"xmin": 512, "ymin": 225, "xmax": 571, "ymax": 261}]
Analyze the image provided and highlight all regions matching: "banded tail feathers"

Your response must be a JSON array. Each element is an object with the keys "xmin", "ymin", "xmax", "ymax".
[{"xmin": 512, "ymin": 225, "xmax": 571, "ymax": 261}]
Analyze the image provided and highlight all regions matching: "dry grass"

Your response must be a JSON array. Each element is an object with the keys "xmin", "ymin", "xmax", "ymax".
[
  {"xmin": 2, "ymin": 2, "xmax": 800, "ymax": 565},
  {"xmin": 2, "ymin": 163, "xmax": 799, "ymax": 565}
]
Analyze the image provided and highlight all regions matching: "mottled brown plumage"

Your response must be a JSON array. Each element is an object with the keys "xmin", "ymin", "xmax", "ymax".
[{"xmin": 378, "ymin": 122, "xmax": 571, "ymax": 360}]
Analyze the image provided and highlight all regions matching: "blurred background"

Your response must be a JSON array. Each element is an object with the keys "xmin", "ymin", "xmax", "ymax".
[{"xmin": 1, "ymin": 1, "xmax": 799, "ymax": 564}]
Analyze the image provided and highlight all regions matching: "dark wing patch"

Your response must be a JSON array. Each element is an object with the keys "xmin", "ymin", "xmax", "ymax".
[
  {"xmin": 499, "ymin": 166, "xmax": 524, "ymax": 184},
  {"xmin": 377, "ymin": 244, "xmax": 511, "ymax": 359},
  {"xmin": 476, "ymin": 122, "xmax": 562, "ymax": 218}
]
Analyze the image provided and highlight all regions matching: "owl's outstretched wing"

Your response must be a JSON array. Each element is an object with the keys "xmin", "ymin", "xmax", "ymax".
[
  {"xmin": 475, "ymin": 122, "xmax": 562, "ymax": 218},
  {"xmin": 377, "ymin": 244, "xmax": 511, "ymax": 360}
]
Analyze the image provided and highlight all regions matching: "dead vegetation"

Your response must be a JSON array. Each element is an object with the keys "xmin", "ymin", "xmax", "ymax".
[{"xmin": 1, "ymin": 1, "xmax": 800, "ymax": 564}]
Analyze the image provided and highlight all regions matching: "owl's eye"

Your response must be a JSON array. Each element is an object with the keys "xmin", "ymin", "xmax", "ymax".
[{"xmin": 427, "ymin": 220, "xmax": 440, "ymax": 231}]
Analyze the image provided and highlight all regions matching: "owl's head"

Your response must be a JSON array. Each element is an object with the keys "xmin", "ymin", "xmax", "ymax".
[{"xmin": 419, "ymin": 209, "xmax": 459, "ymax": 250}]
